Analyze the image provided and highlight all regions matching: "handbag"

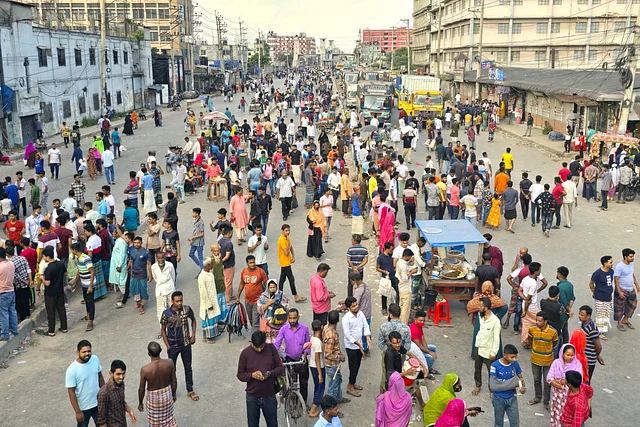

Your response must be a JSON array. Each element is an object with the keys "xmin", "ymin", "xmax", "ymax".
[
  {"xmin": 230, "ymin": 215, "xmax": 236, "ymax": 223},
  {"xmin": 269, "ymin": 344, "xmax": 286, "ymax": 393},
  {"xmin": 377, "ymin": 275, "xmax": 395, "ymax": 300}
]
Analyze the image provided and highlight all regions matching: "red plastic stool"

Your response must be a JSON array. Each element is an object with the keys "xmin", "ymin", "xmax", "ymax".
[{"xmin": 428, "ymin": 300, "xmax": 451, "ymax": 326}]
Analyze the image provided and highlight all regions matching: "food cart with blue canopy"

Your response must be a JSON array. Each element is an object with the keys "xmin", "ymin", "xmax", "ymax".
[{"xmin": 415, "ymin": 220, "xmax": 488, "ymax": 302}]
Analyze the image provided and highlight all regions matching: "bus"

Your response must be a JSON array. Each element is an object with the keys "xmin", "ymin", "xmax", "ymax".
[
  {"xmin": 344, "ymin": 72, "xmax": 359, "ymax": 85},
  {"xmin": 358, "ymin": 81, "xmax": 395, "ymax": 124}
]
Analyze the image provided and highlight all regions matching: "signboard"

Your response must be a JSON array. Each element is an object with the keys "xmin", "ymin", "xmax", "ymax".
[
  {"xmin": 488, "ymin": 68, "xmax": 504, "ymax": 81},
  {"xmin": 364, "ymin": 85, "xmax": 392, "ymax": 94},
  {"xmin": 453, "ymin": 71, "xmax": 463, "ymax": 83},
  {"xmin": 481, "ymin": 61, "xmax": 493, "ymax": 69}
]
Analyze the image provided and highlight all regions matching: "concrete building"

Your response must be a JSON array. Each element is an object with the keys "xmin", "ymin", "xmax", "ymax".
[
  {"xmin": 415, "ymin": 0, "xmax": 638, "ymax": 75},
  {"xmin": 412, "ymin": 0, "xmax": 432, "ymax": 72},
  {"xmin": 266, "ymin": 32, "xmax": 316, "ymax": 57},
  {"xmin": 0, "ymin": 0, "xmax": 153, "ymax": 147},
  {"xmin": 26, "ymin": 0, "xmax": 194, "ymax": 90},
  {"xmin": 361, "ymin": 27, "xmax": 413, "ymax": 53}
]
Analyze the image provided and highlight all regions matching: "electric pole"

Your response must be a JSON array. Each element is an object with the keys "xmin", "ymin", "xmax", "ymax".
[
  {"xmin": 100, "ymin": 0, "xmax": 107, "ymax": 108},
  {"xmin": 257, "ymin": 30, "xmax": 262, "ymax": 76},
  {"xmin": 215, "ymin": 11, "xmax": 227, "ymax": 77},
  {"xmin": 239, "ymin": 19, "xmax": 248, "ymax": 81},
  {"xmin": 401, "ymin": 19, "xmax": 411, "ymax": 72},
  {"xmin": 618, "ymin": 5, "xmax": 640, "ymax": 135},
  {"xmin": 475, "ymin": 0, "xmax": 485, "ymax": 98}
]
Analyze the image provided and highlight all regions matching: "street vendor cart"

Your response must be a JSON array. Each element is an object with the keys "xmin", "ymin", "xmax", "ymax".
[{"xmin": 415, "ymin": 220, "xmax": 488, "ymax": 302}]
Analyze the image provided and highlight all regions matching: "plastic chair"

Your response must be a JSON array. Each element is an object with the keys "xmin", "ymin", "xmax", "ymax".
[{"xmin": 428, "ymin": 299, "xmax": 451, "ymax": 326}]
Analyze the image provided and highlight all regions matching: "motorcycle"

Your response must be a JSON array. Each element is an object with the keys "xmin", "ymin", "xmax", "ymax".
[
  {"xmin": 624, "ymin": 175, "xmax": 640, "ymax": 201},
  {"xmin": 104, "ymin": 108, "xmax": 116, "ymax": 120},
  {"xmin": 165, "ymin": 146, "xmax": 183, "ymax": 174}
]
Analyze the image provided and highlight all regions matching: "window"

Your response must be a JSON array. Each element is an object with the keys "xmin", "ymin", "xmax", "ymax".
[
  {"xmin": 578, "ymin": 0, "xmax": 587, "ymax": 3},
  {"xmin": 535, "ymin": 50, "xmax": 547, "ymax": 61},
  {"xmin": 89, "ymin": 47, "xmax": 96, "ymax": 65},
  {"xmin": 553, "ymin": 0, "xmax": 562, "ymax": 4},
  {"xmin": 499, "ymin": 0, "xmax": 509, "ymax": 5},
  {"xmin": 62, "ymin": 100, "xmax": 72, "ymax": 118},
  {"xmin": 116, "ymin": 91, "xmax": 122, "ymax": 105},
  {"xmin": 613, "ymin": 48, "xmax": 623, "ymax": 60},
  {"xmin": 575, "ymin": 22, "xmax": 587, "ymax": 33},
  {"xmin": 160, "ymin": 27, "xmax": 171, "ymax": 41},
  {"xmin": 512, "ymin": 23, "xmax": 522, "ymax": 34},
  {"xmin": 539, "ymin": 0, "xmax": 549, "ymax": 4},
  {"xmin": 146, "ymin": 8, "xmax": 157, "ymax": 19},
  {"xmin": 592, "ymin": 0, "xmax": 601, "ymax": 4},
  {"xmin": 78, "ymin": 96, "xmax": 86, "ymax": 114},
  {"xmin": 40, "ymin": 102, "xmax": 54, "ymax": 123},
  {"xmin": 123, "ymin": 51, "xmax": 128, "ymax": 64},
  {"xmin": 537, "ymin": 22, "xmax": 548, "ymax": 33},
  {"xmin": 551, "ymin": 22, "xmax": 561, "ymax": 33},
  {"xmin": 113, "ymin": 50, "xmax": 118, "ymax": 64},
  {"xmin": 511, "ymin": 50, "xmax": 520, "ymax": 62},
  {"xmin": 57, "ymin": 48, "xmax": 66, "ymax": 66},
  {"xmin": 615, "ymin": 22, "xmax": 624, "ymax": 32},
  {"xmin": 590, "ymin": 22, "xmax": 599, "ymax": 33},
  {"xmin": 497, "ymin": 51, "xmax": 508, "ymax": 62},
  {"xmin": 105, "ymin": 92, "xmax": 112, "ymax": 107},
  {"xmin": 452, "ymin": 2, "xmax": 456, "ymax": 12},
  {"xmin": 38, "ymin": 47, "xmax": 48, "ymax": 67},
  {"xmin": 473, "ymin": 23, "xmax": 480, "ymax": 34},
  {"xmin": 132, "ymin": 8, "xmax": 143, "ymax": 19},
  {"xmin": 574, "ymin": 49, "xmax": 585, "ymax": 60},
  {"xmin": 93, "ymin": 93, "xmax": 100, "ymax": 111},
  {"xmin": 513, "ymin": 0, "xmax": 522, "ymax": 4},
  {"xmin": 158, "ymin": 8, "xmax": 169, "ymax": 19},
  {"xmin": 72, "ymin": 9, "xmax": 84, "ymax": 20},
  {"xmin": 74, "ymin": 48, "xmax": 82, "ymax": 66},
  {"xmin": 150, "ymin": 31, "xmax": 159, "ymax": 41},
  {"xmin": 589, "ymin": 50, "xmax": 598, "ymax": 61},
  {"xmin": 498, "ymin": 23, "xmax": 509, "ymax": 34},
  {"xmin": 617, "ymin": 0, "xmax": 626, "ymax": 3}
]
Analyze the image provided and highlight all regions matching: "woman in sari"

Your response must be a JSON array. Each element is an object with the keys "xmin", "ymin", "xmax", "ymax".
[
  {"xmin": 188, "ymin": 112, "xmax": 197, "ymax": 136},
  {"xmin": 130, "ymin": 110, "xmax": 139, "ymax": 129},
  {"xmin": 86, "ymin": 148, "xmax": 97, "ymax": 180},
  {"xmin": 229, "ymin": 187, "xmax": 249, "ymax": 245},
  {"xmin": 209, "ymin": 244, "xmax": 229, "ymax": 335},
  {"xmin": 24, "ymin": 141, "xmax": 37, "ymax": 168},
  {"xmin": 435, "ymin": 398, "xmax": 467, "ymax": 427},
  {"xmin": 257, "ymin": 280, "xmax": 289, "ymax": 344},
  {"xmin": 547, "ymin": 343, "xmax": 584, "ymax": 426},
  {"xmin": 198, "ymin": 257, "xmax": 221, "ymax": 343},
  {"xmin": 423, "ymin": 373, "xmax": 461, "ymax": 426},
  {"xmin": 306, "ymin": 200, "xmax": 327, "ymax": 260},
  {"xmin": 92, "ymin": 146, "xmax": 103, "ymax": 174},
  {"xmin": 468, "ymin": 281, "xmax": 507, "ymax": 361},
  {"xmin": 122, "ymin": 114, "xmax": 134, "ymax": 136},
  {"xmin": 375, "ymin": 371, "xmax": 412, "ymax": 427},
  {"xmin": 378, "ymin": 192, "xmax": 396, "ymax": 253}
]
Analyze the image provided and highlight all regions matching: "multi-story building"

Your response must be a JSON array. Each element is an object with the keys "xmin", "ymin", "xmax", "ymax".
[
  {"xmin": 0, "ymin": 0, "xmax": 153, "ymax": 146},
  {"xmin": 420, "ymin": 0, "xmax": 638, "ymax": 75},
  {"xmin": 26, "ymin": 0, "xmax": 194, "ymax": 91},
  {"xmin": 412, "ymin": 0, "xmax": 432, "ymax": 72},
  {"xmin": 361, "ymin": 27, "xmax": 413, "ymax": 53},
  {"xmin": 266, "ymin": 32, "xmax": 316, "ymax": 57}
]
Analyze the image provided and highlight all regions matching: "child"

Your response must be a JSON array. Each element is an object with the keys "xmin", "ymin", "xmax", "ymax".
[
  {"xmin": 308, "ymin": 319, "xmax": 325, "ymax": 418},
  {"xmin": 0, "ymin": 193, "xmax": 11, "ymax": 221},
  {"xmin": 351, "ymin": 271, "xmax": 372, "ymax": 354},
  {"xmin": 209, "ymin": 208, "xmax": 232, "ymax": 240},
  {"xmin": 561, "ymin": 370, "xmax": 593, "ymax": 426},
  {"xmin": 34, "ymin": 153, "xmax": 44, "ymax": 175}
]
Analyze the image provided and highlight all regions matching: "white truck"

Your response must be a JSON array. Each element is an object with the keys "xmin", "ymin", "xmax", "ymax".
[{"xmin": 345, "ymin": 84, "xmax": 359, "ymax": 108}]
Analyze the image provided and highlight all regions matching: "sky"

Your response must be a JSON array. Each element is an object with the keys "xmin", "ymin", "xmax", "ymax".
[{"xmin": 197, "ymin": 0, "xmax": 413, "ymax": 52}]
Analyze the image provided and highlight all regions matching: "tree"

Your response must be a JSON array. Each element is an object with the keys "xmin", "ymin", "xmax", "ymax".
[
  {"xmin": 387, "ymin": 47, "xmax": 410, "ymax": 70},
  {"xmin": 247, "ymin": 39, "xmax": 271, "ymax": 70}
]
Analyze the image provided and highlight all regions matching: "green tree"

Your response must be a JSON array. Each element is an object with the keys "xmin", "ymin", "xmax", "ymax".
[
  {"xmin": 247, "ymin": 39, "xmax": 271, "ymax": 70},
  {"xmin": 387, "ymin": 47, "xmax": 409, "ymax": 70}
]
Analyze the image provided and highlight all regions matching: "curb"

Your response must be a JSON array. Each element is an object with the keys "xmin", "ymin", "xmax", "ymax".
[
  {"xmin": 497, "ymin": 126, "xmax": 570, "ymax": 158},
  {"xmin": 0, "ymin": 300, "xmax": 47, "ymax": 362}
]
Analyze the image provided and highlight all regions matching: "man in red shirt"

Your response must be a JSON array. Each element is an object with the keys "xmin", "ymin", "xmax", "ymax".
[
  {"xmin": 558, "ymin": 162, "xmax": 572, "ymax": 182},
  {"xmin": 551, "ymin": 176, "xmax": 566, "ymax": 230},
  {"xmin": 409, "ymin": 310, "xmax": 438, "ymax": 379},
  {"xmin": 3, "ymin": 211, "xmax": 25, "ymax": 248},
  {"xmin": 20, "ymin": 237, "xmax": 37, "ymax": 307},
  {"xmin": 237, "ymin": 254, "xmax": 268, "ymax": 333},
  {"xmin": 561, "ymin": 370, "xmax": 593, "ymax": 427},
  {"xmin": 54, "ymin": 216, "xmax": 73, "ymax": 266},
  {"xmin": 310, "ymin": 263, "xmax": 335, "ymax": 325}
]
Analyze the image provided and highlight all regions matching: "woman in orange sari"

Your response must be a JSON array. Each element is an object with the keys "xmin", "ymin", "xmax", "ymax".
[
  {"xmin": 306, "ymin": 200, "xmax": 327, "ymax": 260},
  {"xmin": 131, "ymin": 110, "xmax": 139, "ymax": 129}
]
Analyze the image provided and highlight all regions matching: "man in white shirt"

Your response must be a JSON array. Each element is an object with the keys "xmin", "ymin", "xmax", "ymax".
[
  {"xmin": 390, "ymin": 126, "xmax": 401, "ymax": 149},
  {"xmin": 434, "ymin": 117, "xmax": 443, "ymax": 131},
  {"xmin": 357, "ymin": 146, "xmax": 368, "ymax": 167},
  {"xmin": 151, "ymin": 252, "xmax": 176, "ymax": 322},
  {"xmin": 455, "ymin": 93, "xmax": 462, "ymax": 105},
  {"xmin": 16, "ymin": 171, "xmax": 27, "ymax": 219},
  {"xmin": 319, "ymin": 189, "xmax": 334, "ymax": 242},
  {"xmin": 473, "ymin": 297, "xmax": 502, "ymax": 395},
  {"xmin": 101, "ymin": 149, "xmax": 115, "ymax": 185},
  {"xmin": 102, "ymin": 185, "xmax": 116, "ymax": 216},
  {"xmin": 275, "ymin": 169, "xmax": 296, "ymax": 221},
  {"xmin": 444, "ymin": 110, "xmax": 453, "ymax": 128},
  {"xmin": 561, "ymin": 178, "xmax": 578, "ymax": 228},
  {"xmin": 47, "ymin": 143, "xmax": 62, "ymax": 180},
  {"xmin": 479, "ymin": 152, "xmax": 493, "ymax": 179},
  {"xmin": 171, "ymin": 159, "xmax": 187, "ymax": 202},
  {"xmin": 327, "ymin": 168, "xmax": 341, "ymax": 210},
  {"xmin": 247, "ymin": 224, "xmax": 269, "ymax": 277},
  {"xmin": 528, "ymin": 175, "xmax": 544, "ymax": 226},
  {"xmin": 370, "ymin": 117, "xmax": 379, "ymax": 128},
  {"xmin": 25, "ymin": 206, "xmax": 43, "ymax": 247},
  {"xmin": 286, "ymin": 119, "xmax": 296, "ymax": 144},
  {"xmin": 62, "ymin": 192, "xmax": 78, "ymax": 214},
  {"xmin": 519, "ymin": 262, "xmax": 544, "ymax": 344},
  {"xmin": 342, "ymin": 296, "xmax": 371, "ymax": 397},
  {"xmin": 300, "ymin": 115, "xmax": 309, "ymax": 139}
]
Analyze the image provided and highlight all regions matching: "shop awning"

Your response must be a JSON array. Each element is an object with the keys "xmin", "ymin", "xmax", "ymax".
[
  {"xmin": 553, "ymin": 94, "xmax": 598, "ymax": 107},
  {"xmin": 148, "ymin": 85, "xmax": 165, "ymax": 92},
  {"xmin": 415, "ymin": 220, "xmax": 488, "ymax": 248}
]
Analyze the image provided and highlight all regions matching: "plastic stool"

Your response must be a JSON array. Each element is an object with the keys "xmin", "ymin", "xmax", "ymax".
[{"xmin": 427, "ymin": 299, "xmax": 451, "ymax": 326}]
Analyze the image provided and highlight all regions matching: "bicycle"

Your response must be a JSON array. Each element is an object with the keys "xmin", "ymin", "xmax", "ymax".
[{"xmin": 280, "ymin": 358, "xmax": 308, "ymax": 427}]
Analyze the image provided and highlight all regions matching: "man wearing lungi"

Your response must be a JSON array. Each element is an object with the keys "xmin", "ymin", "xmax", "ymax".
[
  {"xmin": 589, "ymin": 255, "xmax": 614, "ymax": 340},
  {"xmin": 138, "ymin": 341, "xmax": 178, "ymax": 427}
]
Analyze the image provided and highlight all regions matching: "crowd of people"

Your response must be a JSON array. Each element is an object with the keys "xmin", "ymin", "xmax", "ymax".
[{"xmin": 0, "ymin": 67, "xmax": 636, "ymax": 427}]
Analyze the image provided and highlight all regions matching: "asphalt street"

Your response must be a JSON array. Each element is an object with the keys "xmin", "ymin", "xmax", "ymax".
[{"xmin": 0, "ymin": 81, "xmax": 638, "ymax": 427}]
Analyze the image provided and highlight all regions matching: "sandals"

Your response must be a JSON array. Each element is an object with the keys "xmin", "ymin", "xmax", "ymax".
[
  {"xmin": 528, "ymin": 398, "xmax": 541, "ymax": 406},
  {"xmin": 472, "ymin": 387, "xmax": 481, "ymax": 396},
  {"xmin": 599, "ymin": 334, "xmax": 608, "ymax": 340},
  {"xmin": 617, "ymin": 324, "xmax": 627, "ymax": 332},
  {"xmin": 139, "ymin": 308, "xmax": 146, "ymax": 315},
  {"xmin": 346, "ymin": 389, "xmax": 361, "ymax": 397},
  {"xmin": 352, "ymin": 384, "xmax": 363, "ymax": 390},
  {"xmin": 187, "ymin": 392, "xmax": 200, "ymax": 401},
  {"xmin": 624, "ymin": 321, "xmax": 635, "ymax": 330}
]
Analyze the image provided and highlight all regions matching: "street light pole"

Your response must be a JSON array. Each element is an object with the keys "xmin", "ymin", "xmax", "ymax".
[
  {"xmin": 618, "ymin": 5, "xmax": 640, "ymax": 135},
  {"xmin": 475, "ymin": 0, "xmax": 485, "ymax": 98}
]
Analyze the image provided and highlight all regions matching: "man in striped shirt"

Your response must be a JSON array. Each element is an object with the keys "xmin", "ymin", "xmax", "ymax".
[
  {"xmin": 346, "ymin": 235, "xmax": 368, "ymax": 297},
  {"xmin": 526, "ymin": 311, "xmax": 558, "ymax": 409},
  {"xmin": 188, "ymin": 208, "xmax": 205, "ymax": 271}
]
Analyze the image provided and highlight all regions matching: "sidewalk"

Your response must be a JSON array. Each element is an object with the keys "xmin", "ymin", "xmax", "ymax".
[{"xmin": 496, "ymin": 121, "xmax": 572, "ymax": 158}]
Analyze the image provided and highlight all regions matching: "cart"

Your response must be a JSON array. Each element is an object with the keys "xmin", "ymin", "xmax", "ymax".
[
  {"xmin": 415, "ymin": 220, "xmax": 488, "ymax": 302},
  {"xmin": 249, "ymin": 103, "xmax": 262, "ymax": 114},
  {"xmin": 316, "ymin": 120, "xmax": 334, "ymax": 134}
]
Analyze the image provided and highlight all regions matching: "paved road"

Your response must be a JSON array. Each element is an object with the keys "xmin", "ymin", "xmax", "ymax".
[{"xmin": 0, "ymin": 81, "xmax": 638, "ymax": 427}]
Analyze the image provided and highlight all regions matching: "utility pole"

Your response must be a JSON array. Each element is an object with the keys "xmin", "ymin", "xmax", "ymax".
[
  {"xmin": 239, "ymin": 19, "xmax": 248, "ymax": 81},
  {"xmin": 167, "ymin": 0, "xmax": 177, "ymax": 96},
  {"xmin": 401, "ymin": 19, "xmax": 411, "ymax": 72},
  {"xmin": 100, "ymin": 0, "xmax": 107, "ymax": 107},
  {"xmin": 391, "ymin": 26, "xmax": 395, "ymax": 71},
  {"xmin": 436, "ymin": 5, "xmax": 443, "ymax": 77},
  {"xmin": 215, "ymin": 11, "xmax": 227, "ymax": 77},
  {"xmin": 618, "ymin": 5, "xmax": 640, "ymax": 135},
  {"xmin": 475, "ymin": 0, "xmax": 485, "ymax": 98},
  {"xmin": 257, "ymin": 30, "xmax": 262, "ymax": 76}
]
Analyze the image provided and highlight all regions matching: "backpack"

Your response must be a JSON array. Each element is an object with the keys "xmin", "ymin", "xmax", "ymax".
[{"xmin": 270, "ymin": 294, "xmax": 288, "ymax": 326}]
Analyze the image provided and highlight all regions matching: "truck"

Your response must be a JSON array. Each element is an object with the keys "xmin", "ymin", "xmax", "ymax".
[
  {"xmin": 395, "ymin": 75, "xmax": 444, "ymax": 116},
  {"xmin": 345, "ymin": 84, "xmax": 359, "ymax": 108},
  {"xmin": 344, "ymin": 72, "xmax": 359, "ymax": 85},
  {"xmin": 358, "ymin": 80, "xmax": 394, "ymax": 124}
]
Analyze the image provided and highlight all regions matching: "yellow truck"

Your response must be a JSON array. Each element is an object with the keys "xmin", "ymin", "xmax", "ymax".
[{"xmin": 395, "ymin": 75, "xmax": 444, "ymax": 116}]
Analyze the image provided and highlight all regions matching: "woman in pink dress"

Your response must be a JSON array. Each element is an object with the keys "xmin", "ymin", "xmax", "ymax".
[
  {"xmin": 378, "ymin": 191, "xmax": 396, "ymax": 253},
  {"xmin": 229, "ymin": 187, "xmax": 249, "ymax": 245}
]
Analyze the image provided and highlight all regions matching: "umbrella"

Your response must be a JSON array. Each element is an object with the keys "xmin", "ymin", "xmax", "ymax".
[
  {"xmin": 360, "ymin": 125, "xmax": 378, "ymax": 133},
  {"xmin": 203, "ymin": 111, "xmax": 228, "ymax": 121},
  {"xmin": 401, "ymin": 125, "xmax": 415, "ymax": 134},
  {"xmin": 223, "ymin": 302, "xmax": 248, "ymax": 342}
]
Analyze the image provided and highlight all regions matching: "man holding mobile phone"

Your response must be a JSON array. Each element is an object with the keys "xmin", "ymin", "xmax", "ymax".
[{"xmin": 247, "ymin": 224, "xmax": 269, "ymax": 277}]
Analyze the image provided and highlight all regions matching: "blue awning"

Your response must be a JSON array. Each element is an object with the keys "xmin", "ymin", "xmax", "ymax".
[{"xmin": 415, "ymin": 220, "xmax": 488, "ymax": 248}]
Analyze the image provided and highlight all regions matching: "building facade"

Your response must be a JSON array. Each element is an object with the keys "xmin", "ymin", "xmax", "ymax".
[
  {"xmin": 412, "ymin": 0, "xmax": 432, "ymax": 72},
  {"xmin": 0, "ymin": 0, "xmax": 153, "ymax": 147},
  {"xmin": 26, "ymin": 0, "xmax": 194, "ymax": 89},
  {"xmin": 361, "ymin": 27, "xmax": 413, "ymax": 53},
  {"xmin": 415, "ymin": 0, "xmax": 638, "ymax": 75},
  {"xmin": 266, "ymin": 32, "xmax": 316, "ymax": 57}
]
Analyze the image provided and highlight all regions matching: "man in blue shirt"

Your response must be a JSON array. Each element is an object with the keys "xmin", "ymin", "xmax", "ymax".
[
  {"xmin": 96, "ymin": 192, "xmax": 109, "ymax": 219},
  {"xmin": 66, "ymin": 340, "xmax": 105, "ymax": 426},
  {"xmin": 121, "ymin": 200, "xmax": 138, "ymax": 231},
  {"xmin": 490, "ymin": 344, "xmax": 526, "ymax": 427},
  {"xmin": 4, "ymin": 177, "xmax": 18, "ymax": 211},
  {"xmin": 111, "ymin": 127, "xmax": 121, "ymax": 158},
  {"xmin": 314, "ymin": 395, "xmax": 342, "ymax": 427}
]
